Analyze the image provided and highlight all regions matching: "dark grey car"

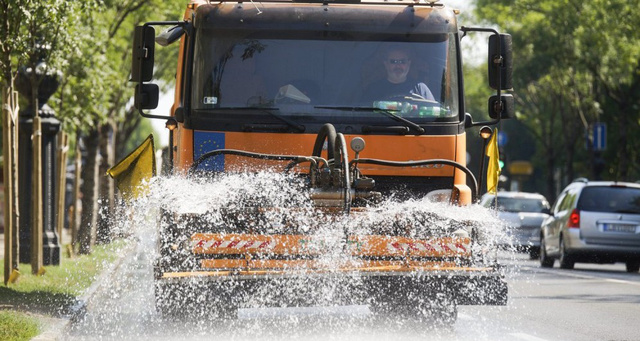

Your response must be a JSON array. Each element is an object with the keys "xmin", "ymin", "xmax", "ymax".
[
  {"xmin": 480, "ymin": 192, "xmax": 551, "ymax": 259},
  {"xmin": 540, "ymin": 180, "xmax": 640, "ymax": 272}
]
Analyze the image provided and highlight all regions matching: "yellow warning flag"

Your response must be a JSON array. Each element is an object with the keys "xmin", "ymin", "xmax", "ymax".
[
  {"xmin": 107, "ymin": 134, "xmax": 156, "ymax": 201},
  {"xmin": 485, "ymin": 129, "xmax": 501, "ymax": 194}
]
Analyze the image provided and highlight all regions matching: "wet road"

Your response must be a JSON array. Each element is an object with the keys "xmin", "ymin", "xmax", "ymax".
[{"xmin": 64, "ymin": 238, "xmax": 640, "ymax": 341}]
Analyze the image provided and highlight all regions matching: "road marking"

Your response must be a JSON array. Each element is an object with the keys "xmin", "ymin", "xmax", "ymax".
[
  {"xmin": 603, "ymin": 278, "xmax": 640, "ymax": 286},
  {"xmin": 509, "ymin": 332, "xmax": 550, "ymax": 341},
  {"xmin": 524, "ymin": 266, "xmax": 640, "ymax": 287},
  {"xmin": 459, "ymin": 314, "xmax": 551, "ymax": 341}
]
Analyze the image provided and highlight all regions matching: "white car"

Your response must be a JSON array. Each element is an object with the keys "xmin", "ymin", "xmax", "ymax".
[{"xmin": 480, "ymin": 191, "xmax": 551, "ymax": 259}]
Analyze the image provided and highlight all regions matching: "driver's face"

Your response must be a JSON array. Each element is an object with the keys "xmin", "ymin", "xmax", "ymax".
[{"xmin": 384, "ymin": 50, "xmax": 411, "ymax": 84}]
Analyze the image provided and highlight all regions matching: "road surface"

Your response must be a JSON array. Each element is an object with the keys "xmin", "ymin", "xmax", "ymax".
[{"xmin": 62, "ymin": 235, "xmax": 640, "ymax": 341}]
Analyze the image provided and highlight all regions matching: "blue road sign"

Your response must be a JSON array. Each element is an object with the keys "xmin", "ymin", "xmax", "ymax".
[
  {"xmin": 497, "ymin": 131, "xmax": 507, "ymax": 147},
  {"xmin": 593, "ymin": 123, "xmax": 606, "ymax": 151}
]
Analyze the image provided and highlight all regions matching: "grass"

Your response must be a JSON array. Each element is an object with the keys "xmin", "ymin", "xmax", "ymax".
[
  {"xmin": 0, "ymin": 311, "xmax": 39, "ymax": 341},
  {"xmin": 0, "ymin": 240, "xmax": 126, "ymax": 340}
]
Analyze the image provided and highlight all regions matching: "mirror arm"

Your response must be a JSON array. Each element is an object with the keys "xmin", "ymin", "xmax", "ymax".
[
  {"xmin": 460, "ymin": 27, "xmax": 505, "ymax": 128},
  {"xmin": 138, "ymin": 110, "xmax": 173, "ymax": 121},
  {"xmin": 466, "ymin": 113, "xmax": 500, "ymax": 128},
  {"xmin": 460, "ymin": 26, "xmax": 500, "ymax": 37}
]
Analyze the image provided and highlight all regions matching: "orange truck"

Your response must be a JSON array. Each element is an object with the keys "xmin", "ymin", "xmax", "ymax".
[{"xmin": 130, "ymin": 0, "xmax": 514, "ymax": 324}]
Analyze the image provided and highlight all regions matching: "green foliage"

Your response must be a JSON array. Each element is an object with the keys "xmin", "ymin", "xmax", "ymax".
[
  {"xmin": 124, "ymin": 117, "xmax": 158, "ymax": 152},
  {"xmin": 0, "ymin": 311, "xmax": 39, "ymax": 341},
  {"xmin": 463, "ymin": 61, "xmax": 494, "ymax": 178},
  {"xmin": 475, "ymin": 0, "xmax": 640, "ymax": 199},
  {"xmin": 462, "ymin": 62, "xmax": 490, "ymax": 121},
  {"xmin": 0, "ymin": 0, "xmax": 86, "ymax": 106},
  {"xmin": 0, "ymin": 1, "xmax": 27, "ymax": 85},
  {"xmin": 53, "ymin": 0, "xmax": 184, "ymax": 136}
]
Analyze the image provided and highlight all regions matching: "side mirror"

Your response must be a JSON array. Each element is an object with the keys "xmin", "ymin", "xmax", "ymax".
[
  {"xmin": 156, "ymin": 25, "xmax": 185, "ymax": 47},
  {"xmin": 488, "ymin": 34, "xmax": 513, "ymax": 90},
  {"xmin": 131, "ymin": 25, "xmax": 156, "ymax": 82},
  {"xmin": 134, "ymin": 83, "xmax": 159, "ymax": 110},
  {"xmin": 488, "ymin": 94, "xmax": 515, "ymax": 119}
]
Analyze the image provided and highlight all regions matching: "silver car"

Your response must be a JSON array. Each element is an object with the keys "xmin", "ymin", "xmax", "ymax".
[
  {"xmin": 480, "ymin": 192, "xmax": 551, "ymax": 259},
  {"xmin": 540, "ymin": 180, "xmax": 640, "ymax": 272}
]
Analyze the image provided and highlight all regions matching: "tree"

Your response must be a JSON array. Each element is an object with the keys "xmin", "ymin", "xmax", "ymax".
[
  {"xmin": 1, "ymin": 1, "xmax": 88, "ymax": 272},
  {"xmin": 0, "ymin": 0, "xmax": 28, "ymax": 279},
  {"xmin": 53, "ymin": 0, "xmax": 183, "ymax": 254},
  {"xmin": 475, "ymin": 0, "xmax": 640, "ymax": 199},
  {"xmin": 0, "ymin": 1, "xmax": 26, "ymax": 88},
  {"xmin": 575, "ymin": 1, "xmax": 640, "ymax": 180}
]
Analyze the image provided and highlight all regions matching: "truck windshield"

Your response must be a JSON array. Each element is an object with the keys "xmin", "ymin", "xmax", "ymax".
[{"xmin": 192, "ymin": 35, "xmax": 459, "ymax": 122}]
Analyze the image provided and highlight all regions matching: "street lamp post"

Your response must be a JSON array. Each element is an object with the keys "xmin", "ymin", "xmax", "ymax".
[
  {"xmin": 478, "ymin": 126, "xmax": 493, "ymax": 198},
  {"xmin": 15, "ymin": 47, "xmax": 62, "ymax": 266},
  {"xmin": 165, "ymin": 118, "xmax": 177, "ymax": 174}
]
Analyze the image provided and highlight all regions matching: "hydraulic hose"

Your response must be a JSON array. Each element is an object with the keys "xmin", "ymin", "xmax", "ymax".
[
  {"xmin": 312, "ymin": 123, "xmax": 337, "ymax": 160},
  {"xmin": 334, "ymin": 133, "xmax": 351, "ymax": 214},
  {"xmin": 190, "ymin": 149, "xmax": 317, "ymax": 174},
  {"xmin": 349, "ymin": 158, "xmax": 478, "ymax": 202}
]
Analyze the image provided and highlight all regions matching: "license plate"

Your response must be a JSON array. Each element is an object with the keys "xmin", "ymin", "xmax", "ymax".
[{"xmin": 602, "ymin": 224, "xmax": 637, "ymax": 233}]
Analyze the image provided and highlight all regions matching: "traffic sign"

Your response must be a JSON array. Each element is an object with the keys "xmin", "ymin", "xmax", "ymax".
[
  {"xmin": 508, "ymin": 161, "xmax": 533, "ymax": 175},
  {"xmin": 497, "ymin": 131, "xmax": 507, "ymax": 147},
  {"xmin": 592, "ymin": 123, "xmax": 606, "ymax": 151}
]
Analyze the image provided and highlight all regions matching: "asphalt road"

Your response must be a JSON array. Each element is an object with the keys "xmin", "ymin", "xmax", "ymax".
[
  {"xmin": 61, "ymin": 235, "xmax": 640, "ymax": 341},
  {"xmin": 457, "ymin": 256, "xmax": 640, "ymax": 341}
]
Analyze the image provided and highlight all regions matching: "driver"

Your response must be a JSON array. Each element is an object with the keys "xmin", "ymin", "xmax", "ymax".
[{"xmin": 361, "ymin": 46, "xmax": 435, "ymax": 102}]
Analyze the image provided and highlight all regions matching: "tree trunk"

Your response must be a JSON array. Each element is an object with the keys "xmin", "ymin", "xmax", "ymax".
[
  {"xmin": 77, "ymin": 129, "xmax": 100, "ymax": 254},
  {"xmin": 3, "ymin": 85, "xmax": 21, "ymax": 284},
  {"xmin": 543, "ymin": 98, "xmax": 557, "ymax": 201},
  {"xmin": 546, "ymin": 144, "xmax": 556, "ymax": 201},
  {"xmin": 115, "ymin": 107, "xmax": 141, "ymax": 160},
  {"xmin": 615, "ymin": 101, "xmax": 629, "ymax": 181},
  {"xmin": 97, "ymin": 121, "xmax": 115, "ymax": 244},
  {"xmin": 558, "ymin": 99, "xmax": 581, "ymax": 184}
]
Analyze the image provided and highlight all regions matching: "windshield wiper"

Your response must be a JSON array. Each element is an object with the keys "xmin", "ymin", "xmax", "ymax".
[
  {"xmin": 212, "ymin": 107, "xmax": 305, "ymax": 133},
  {"xmin": 315, "ymin": 106, "xmax": 425, "ymax": 134}
]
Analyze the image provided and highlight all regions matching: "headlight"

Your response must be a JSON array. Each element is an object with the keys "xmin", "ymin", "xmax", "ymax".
[{"xmin": 426, "ymin": 189, "xmax": 453, "ymax": 203}]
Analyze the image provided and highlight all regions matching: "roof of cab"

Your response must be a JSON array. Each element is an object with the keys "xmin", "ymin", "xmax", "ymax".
[{"xmin": 193, "ymin": 0, "xmax": 457, "ymax": 36}]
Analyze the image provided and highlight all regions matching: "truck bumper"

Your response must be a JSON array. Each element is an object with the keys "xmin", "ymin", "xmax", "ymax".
[{"xmin": 155, "ymin": 266, "xmax": 507, "ymax": 307}]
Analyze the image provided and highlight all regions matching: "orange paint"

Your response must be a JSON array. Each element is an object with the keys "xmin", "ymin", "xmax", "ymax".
[
  {"xmin": 188, "ymin": 131, "xmax": 463, "ymax": 177},
  {"xmin": 191, "ymin": 233, "xmax": 471, "ymax": 258}
]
